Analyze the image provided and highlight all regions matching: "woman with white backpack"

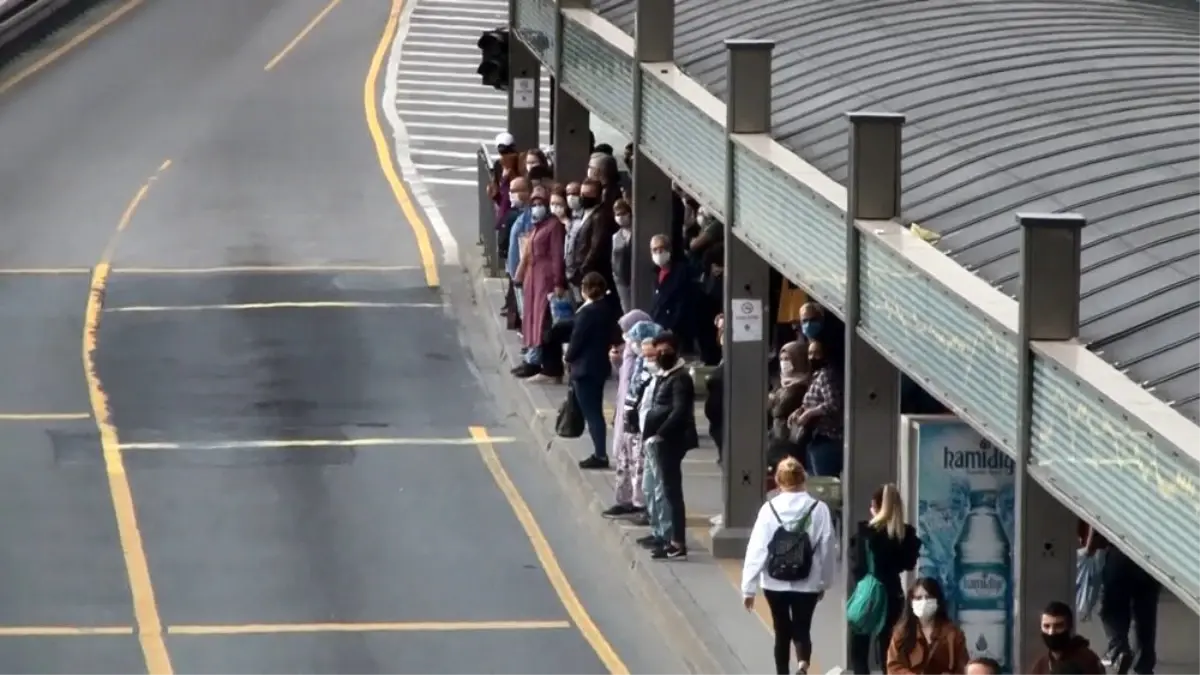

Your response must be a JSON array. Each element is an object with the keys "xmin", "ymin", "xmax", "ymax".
[{"xmin": 740, "ymin": 457, "xmax": 836, "ymax": 675}]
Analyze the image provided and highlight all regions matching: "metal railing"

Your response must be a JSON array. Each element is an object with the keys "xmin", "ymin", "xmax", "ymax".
[{"xmin": 476, "ymin": 142, "xmax": 501, "ymax": 278}]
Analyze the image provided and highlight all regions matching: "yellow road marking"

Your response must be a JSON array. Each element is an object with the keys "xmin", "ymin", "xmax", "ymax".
[
  {"xmin": 0, "ymin": 625, "xmax": 134, "ymax": 637},
  {"xmin": 0, "ymin": 268, "xmax": 90, "ymax": 275},
  {"xmin": 103, "ymin": 301, "xmax": 442, "ymax": 313},
  {"xmin": 469, "ymin": 427, "xmax": 629, "ymax": 675},
  {"xmin": 264, "ymin": 0, "xmax": 343, "ymax": 71},
  {"xmin": 120, "ymin": 436, "xmax": 516, "ymax": 451},
  {"xmin": 83, "ymin": 164, "xmax": 173, "ymax": 675},
  {"xmin": 169, "ymin": 620, "xmax": 570, "ymax": 636},
  {"xmin": 111, "ymin": 265, "xmax": 420, "ymax": 276},
  {"xmin": 0, "ymin": 0, "xmax": 145, "ymax": 96},
  {"xmin": 0, "ymin": 412, "xmax": 90, "ymax": 421},
  {"xmin": 365, "ymin": 0, "xmax": 439, "ymax": 288}
]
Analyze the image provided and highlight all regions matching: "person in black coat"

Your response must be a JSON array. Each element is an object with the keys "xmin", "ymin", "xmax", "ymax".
[
  {"xmin": 641, "ymin": 331, "xmax": 699, "ymax": 560},
  {"xmin": 649, "ymin": 235, "xmax": 694, "ymax": 349},
  {"xmin": 566, "ymin": 272, "xmax": 622, "ymax": 470},
  {"xmin": 849, "ymin": 483, "xmax": 921, "ymax": 674}
]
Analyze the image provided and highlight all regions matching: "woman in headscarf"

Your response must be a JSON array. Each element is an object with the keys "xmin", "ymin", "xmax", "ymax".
[
  {"xmin": 601, "ymin": 312, "xmax": 659, "ymax": 518},
  {"xmin": 766, "ymin": 341, "xmax": 811, "ymax": 482}
]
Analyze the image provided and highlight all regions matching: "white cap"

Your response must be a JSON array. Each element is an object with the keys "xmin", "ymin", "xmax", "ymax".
[{"xmin": 495, "ymin": 132, "xmax": 515, "ymax": 148}]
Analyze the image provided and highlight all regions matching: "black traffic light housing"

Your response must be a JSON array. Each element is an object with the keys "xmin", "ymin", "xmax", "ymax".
[{"xmin": 476, "ymin": 28, "xmax": 509, "ymax": 91}]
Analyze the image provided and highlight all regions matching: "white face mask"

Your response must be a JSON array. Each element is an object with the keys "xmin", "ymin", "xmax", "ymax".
[
  {"xmin": 530, "ymin": 205, "xmax": 547, "ymax": 221},
  {"xmin": 780, "ymin": 360, "xmax": 795, "ymax": 377},
  {"xmin": 567, "ymin": 195, "xmax": 581, "ymax": 211},
  {"xmin": 551, "ymin": 204, "xmax": 567, "ymax": 218},
  {"xmin": 697, "ymin": 213, "xmax": 708, "ymax": 227},
  {"xmin": 652, "ymin": 251, "xmax": 670, "ymax": 267},
  {"xmin": 615, "ymin": 215, "xmax": 631, "ymax": 228},
  {"xmin": 645, "ymin": 361, "xmax": 660, "ymax": 374},
  {"xmin": 911, "ymin": 598, "xmax": 938, "ymax": 621}
]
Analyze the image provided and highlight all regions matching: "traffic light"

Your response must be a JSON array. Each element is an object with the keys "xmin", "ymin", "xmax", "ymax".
[{"xmin": 476, "ymin": 28, "xmax": 509, "ymax": 91}]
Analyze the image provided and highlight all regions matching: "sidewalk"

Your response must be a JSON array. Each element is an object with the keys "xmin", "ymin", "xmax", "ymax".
[{"xmin": 464, "ymin": 274, "xmax": 848, "ymax": 674}]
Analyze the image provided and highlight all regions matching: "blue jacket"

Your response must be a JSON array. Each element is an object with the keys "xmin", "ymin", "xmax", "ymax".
[{"xmin": 506, "ymin": 207, "xmax": 532, "ymax": 279}]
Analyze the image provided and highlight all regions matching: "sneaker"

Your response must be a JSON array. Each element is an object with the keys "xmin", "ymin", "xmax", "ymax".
[
  {"xmin": 651, "ymin": 544, "xmax": 687, "ymax": 560},
  {"xmin": 635, "ymin": 534, "xmax": 660, "ymax": 547},
  {"xmin": 602, "ymin": 504, "xmax": 637, "ymax": 518},
  {"xmin": 526, "ymin": 373, "xmax": 562, "ymax": 384},
  {"xmin": 1103, "ymin": 650, "xmax": 1133, "ymax": 675},
  {"xmin": 512, "ymin": 363, "xmax": 539, "ymax": 378},
  {"xmin": 579, "ymin": 455, "xmax": 610, "ymax": 470},
  {"xmin": 795, "ymin": 661, "xmax": 808, "ymax": 675}
]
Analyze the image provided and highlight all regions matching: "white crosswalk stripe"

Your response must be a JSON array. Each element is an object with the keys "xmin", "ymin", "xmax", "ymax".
[{"xmin": 390, "ymin": 0, "xmax": 550, "ymax": 182}]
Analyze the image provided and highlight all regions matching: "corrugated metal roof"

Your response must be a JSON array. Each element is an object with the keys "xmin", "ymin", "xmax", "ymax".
[{"xmin": 594, "ymin": 0, "xmax": 1200, "ymax": 422}]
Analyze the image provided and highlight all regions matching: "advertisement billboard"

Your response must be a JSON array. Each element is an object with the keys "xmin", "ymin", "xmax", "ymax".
[{"xmin": 899, "ymin": 415, "xmax": 1015, "ymax": 671}]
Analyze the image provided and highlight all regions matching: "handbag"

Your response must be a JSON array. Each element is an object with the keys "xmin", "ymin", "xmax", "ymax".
[
  {"xmin": 555, "ymin": 384, "xmax": 585, "ymax": 439},
  {"xmin": 847, "ymin": 537, "xmax": 889, "ymax": 636}
]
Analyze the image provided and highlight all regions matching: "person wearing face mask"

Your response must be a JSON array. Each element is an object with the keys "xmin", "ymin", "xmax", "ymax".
[
  {"xmin": 1029, "ymin": 602, "xmax": 1105, "ymax": 674},
  {"xmin": 512, "ymin": 186, "xmax": 567, "ymax": 380},
  {"xmin": 524, "ymin": 148, "xmax": 549, "ymax": 175},
  {"xmin": 741, "ymin": 457, "xmax": 835, "ymax": 675},
  {"xmin": 502, "ymin": 177, "xmax": 533, "ymax": 327},
  {"xmin": 766, "ymin": 341, "xmax": 811, "ymax": 478},
  {"xmin": 648, "ymin": 234, "xmax": 694, "ymax": 350},
  {"xmin": 849, "ymin": 484, "xmax": 920, "ymax": 674},
  {"xmin": 566, "ymin": 179, "xmax": 617, "ymax": 303},
  {"xmin": 602, "ymin": 313, "xmax": 657, "ymax": 519},
  {"xmin": 640, "ymin": 332, "xmax": 698, "ymax": 560},
  {"xmin": 796, "ymin": 302, "xmax": 843, "ymax": 365},
  {"xmin": 787, "ymin": 339, "xmax": 844, "ymax": 477},
  {"xmin": 886, "ymin": 577, "xmax": 969, "ymax": 675},
  {"xmin": 610, "ymin": 199, "xmax": 634, "ymax": 314}
]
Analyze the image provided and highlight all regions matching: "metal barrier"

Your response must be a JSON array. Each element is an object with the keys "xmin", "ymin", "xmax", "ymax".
[{"xmin": 476, "ymin": 143, "xmax": 501, "ymax": 278}]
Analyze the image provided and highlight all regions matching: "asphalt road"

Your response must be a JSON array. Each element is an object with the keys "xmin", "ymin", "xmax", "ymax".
[{"xmin": 0, "ymin": 0, "xmax": 692, "ymax": 672}]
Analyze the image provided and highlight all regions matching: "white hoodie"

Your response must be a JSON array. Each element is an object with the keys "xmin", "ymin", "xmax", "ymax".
[{"xmin": 741, "ymin": 490, "xmax": 836, "ymax": 597}]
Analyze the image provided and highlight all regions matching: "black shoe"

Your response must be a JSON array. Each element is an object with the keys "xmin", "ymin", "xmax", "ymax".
[
  {"xmin": 651, "ymin": 544, "xmax": 687, "ymax": 560},
  {"xmin": 635, "ymin": 534, "xmax": 657, "ymax": 547},
  {"xmin": 579, "ymin": 455, "xmax": 610, "ymax": 470},
  {"xmin": 1105, "ymin": 649, "xmax": 1133, "ymax": 675},
  {"xmin": 602, "ymin": 504, "xmax": 637, "ymax": 518},
  {"xmin": 512, "ymin": 363, "xmax": 539, "ymax": 378}
]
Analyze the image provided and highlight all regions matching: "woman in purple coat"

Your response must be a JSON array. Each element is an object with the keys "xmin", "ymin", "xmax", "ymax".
[{"xmin": 601, "ymin": 311, "xmax": 657, "ymax": 518}]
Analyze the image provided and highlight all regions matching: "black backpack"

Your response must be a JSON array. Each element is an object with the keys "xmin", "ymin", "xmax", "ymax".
[{"xmin": 765, "ymin": 500, "xmax": 821, "ymax": 581}]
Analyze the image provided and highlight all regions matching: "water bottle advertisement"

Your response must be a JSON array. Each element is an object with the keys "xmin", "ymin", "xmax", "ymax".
[{"xmin": 900, "ymin": 415, "xmax": 1015, "ymax": 672}]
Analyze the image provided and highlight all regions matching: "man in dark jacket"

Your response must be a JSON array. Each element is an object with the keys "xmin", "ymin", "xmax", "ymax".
[
  {"xmin": 1029, "ymin": 601, "xmax": 1106, "ymax": 674},
  {"xmin": 649, "ymin": 234, "xmax": 693, "ymax": 349},
  {"xmin": 641, "ymin": 331, "xmax": 698, "ymax": 560},
  {"xmin": 570, "ymin": 179, "xmax": 617, "ymax": 294}
]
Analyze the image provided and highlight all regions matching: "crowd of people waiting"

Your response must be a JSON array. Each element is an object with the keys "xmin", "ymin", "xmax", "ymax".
[{"xmin": 488, "ymin": 132, "xmax": 1162, "ymax": 673}]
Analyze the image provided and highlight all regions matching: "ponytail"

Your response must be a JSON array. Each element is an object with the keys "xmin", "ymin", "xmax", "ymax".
[{"xmin": 869, "ymin": 483, "xmax": 906, "ymax": 540}]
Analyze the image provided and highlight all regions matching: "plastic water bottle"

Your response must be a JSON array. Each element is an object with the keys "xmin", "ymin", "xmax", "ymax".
[{"xmin": 954, "ymin": 488, "xmax": 1011, "ymax": 669}]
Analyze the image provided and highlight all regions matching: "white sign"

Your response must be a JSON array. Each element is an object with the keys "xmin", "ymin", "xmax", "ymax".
[
  {"xmin": 512, "ymin": 78, "xmax": 536, "ymax": 109},
  {"xmin": 731, "ymin": 298, "xmax": 763, "ymax": 343}
]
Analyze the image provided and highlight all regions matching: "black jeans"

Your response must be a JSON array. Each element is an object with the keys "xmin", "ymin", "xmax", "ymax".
[
  {"xmin": 1100, "ymin": 553, "xmax": 1160, "ymax": 674},
  {"xmin": 540, "ymin": 314, "xmax": 571, "ymax": 378},
  {"xmin": 571, "ymin": 374, "xmax": 607, "ymax": 460},
  {"xmin": 763, "ymin": 589, "xmax": 820, "ymax": 674},
  {"xmin": 656, "ymin": 444, "xmax": 686, "ymax": 545},
  {"xmin": 849, "ymin": 591, "xmax": 903, "ymax": 674}
]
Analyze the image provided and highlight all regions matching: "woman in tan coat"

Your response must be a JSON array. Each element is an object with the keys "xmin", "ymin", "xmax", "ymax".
[{"xmin": 886, "ymin": 577, "xmax": 970, "ymax": 674}]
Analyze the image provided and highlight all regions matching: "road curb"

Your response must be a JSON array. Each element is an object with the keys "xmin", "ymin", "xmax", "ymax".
[{"xmin": 449, "ymin": 253, "xmax": 738, "ymax": 675}]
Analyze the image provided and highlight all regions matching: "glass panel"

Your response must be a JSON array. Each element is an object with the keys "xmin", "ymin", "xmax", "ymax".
[
  {"xmin": 513, "ymin": 0, "xmax": 557, "ymax": 71},
  {"xmin": 732, "ymin": 143, "xmax": 846, "ymax": 311},
  {"xmin": 860, "ymin": 237, "xmax": 1020, "ymax": 446},
  {"xmin": 559, "ymin": 18, "xmax": 633, "ymax": 136},
  {"xmin": 1031, "ymin": 357, "xmax": 1200, "ymax": 607},
  {"xmin": 639, "ymin": 74, "xmax": 725, "ymax": 213}
]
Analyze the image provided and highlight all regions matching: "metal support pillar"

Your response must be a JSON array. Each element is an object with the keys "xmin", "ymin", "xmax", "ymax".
[
  {"xmin": 628, "ymin": 0, "xmax": 674, "ymax": 312},
  {"xmin": 1013, "ymin": 212, "xmax": 1086, "ymax": 672},
  {"xmin": 552, "ymin": 90, "xmax": 590, "ymax": 181},
  {"xmin": 842, "ymin": 111, "xmax": 906, "ymax": 667},
  {"xmin": 552, "ymin": 0, "xmax": 589, "ymax": 172},
  {"xmin": 711, "ymin": 39, "xmax": 773, "ymax": 559},
  {"xmin": 506, "ymin": 0, "xmax": 540, "ymax": 153}
]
